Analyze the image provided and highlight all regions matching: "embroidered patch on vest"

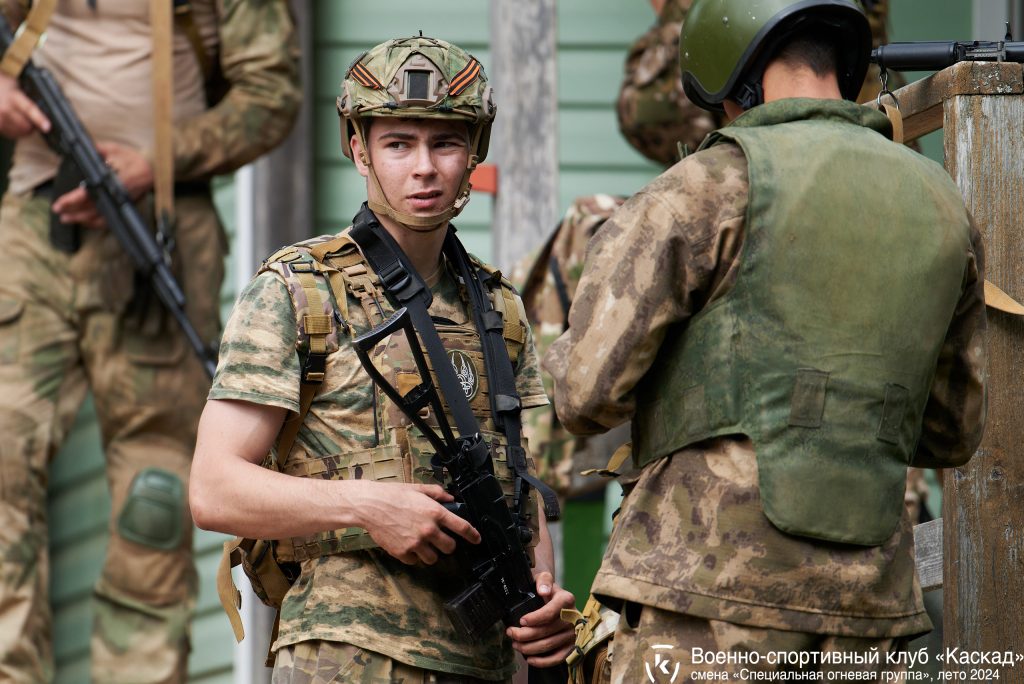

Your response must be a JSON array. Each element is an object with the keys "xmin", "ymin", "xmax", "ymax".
[{"xmin": 448, "ymin": 349, "xmax": 479, "ymax": 400}]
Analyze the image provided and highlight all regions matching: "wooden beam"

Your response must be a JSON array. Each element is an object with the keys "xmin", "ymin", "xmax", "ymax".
[
  {"xmin": 884, "ymin": 61, "xmax": 1024, "ymax": 142},
  {"xmin": 489, "ymin": 0, "xmax": 558, "ymax": 271},
  {"xmin": 941, "ymin": 61, "xmax": 1024, "ymax": 677}
]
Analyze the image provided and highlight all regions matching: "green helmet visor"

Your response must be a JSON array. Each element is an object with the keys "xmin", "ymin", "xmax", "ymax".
[{"xmin": 680, "ymin": 0, "xmax": 871, "ymax": 111}]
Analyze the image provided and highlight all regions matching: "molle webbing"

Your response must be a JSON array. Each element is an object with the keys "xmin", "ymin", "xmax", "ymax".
[
  {"xmin": 277, "ymin": 443, "xmax": 526, "ymax": 562},
  {"xmin": 263, "ymin": 223, "xmax": 536, "ymax": 561}
]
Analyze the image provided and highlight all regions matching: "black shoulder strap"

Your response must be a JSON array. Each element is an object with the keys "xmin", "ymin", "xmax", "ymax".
[
  {"xmin": 348, "ymin": 209, "xmax": 480, "ymax": 440},
  {"xmin": 443, "ymin": 232, "xmax": 561, "ymax": 521},
  {"xmin": 348, "ymin": 205, "xmax": 560, "ymax": 521},
  {"xmin": 548, "ymin": 255, "xmax": 572, "ymax": 331}
]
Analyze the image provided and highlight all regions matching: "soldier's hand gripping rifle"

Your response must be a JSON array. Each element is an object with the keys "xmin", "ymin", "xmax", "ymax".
[
  {"xmin": 353, "ymin": 306, "xmax": 546, "ymax": 638},
  {"xmin": 0, "ymin": 16, "xmax": 217, "ymax": 377}
]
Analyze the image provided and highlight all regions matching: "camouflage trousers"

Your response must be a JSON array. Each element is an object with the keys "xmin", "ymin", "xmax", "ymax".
[
  {"xmin": 0, "ymin": 189, "xmax": 225, "ymax": 683},
  {"xmin": 272, "ymin": 641, "xmax": 513, "ymax": 683},
  {"xmin": 604, "ymin": 603, "xmax": 909, "ymax": 684}
]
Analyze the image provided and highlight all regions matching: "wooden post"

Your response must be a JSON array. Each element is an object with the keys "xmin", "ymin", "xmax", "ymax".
[
  {"xmin": 940, "ymin": 61, "xmax": 1024, "ymax": 678},
  {"xmin": 250, "ymin": 0, "xmax": 314, "ymax": 264},
  {"xmin": 488, "ymin": 0, "xmax": 558, "ymax": 271}
]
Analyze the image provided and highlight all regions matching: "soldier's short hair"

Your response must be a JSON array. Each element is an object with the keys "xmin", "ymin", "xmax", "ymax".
[{"xmin": 775, "ymin": 25, "xmax": 841, "ymax": 78}]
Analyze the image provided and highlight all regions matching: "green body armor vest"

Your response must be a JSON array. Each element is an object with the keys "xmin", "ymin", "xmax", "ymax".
[{"xmin": 633, "ymin": 99, "xmax": 972, "ymax": 546}]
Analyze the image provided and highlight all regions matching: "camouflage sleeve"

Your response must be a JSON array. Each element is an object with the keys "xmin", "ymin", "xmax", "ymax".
[
  {"xmin": 912, "ymin": 217, "xmax": 987, "ymax": 468},
  {"xmin": 545, "ymin": 144, "xmax": 748, "ymax": 434},
  {"xmin": 173, "ymin": 0, "xmax": 301, "ymax": 180},
  {"xmin": 516, "ymin": 312, "xmax": 549, "ymax": 410},
  {"xmin": 209, "ymin": 271, "xmax": 302, "ymax": 412}
]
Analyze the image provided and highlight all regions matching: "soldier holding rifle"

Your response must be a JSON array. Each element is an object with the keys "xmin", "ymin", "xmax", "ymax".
[
  {"xmin": 0, "ymin": 0, "xmax": 299, "ymax": 681},
  {"xmin": 191, "ymin": 36, "xmax": 575, "ymax": 682}
]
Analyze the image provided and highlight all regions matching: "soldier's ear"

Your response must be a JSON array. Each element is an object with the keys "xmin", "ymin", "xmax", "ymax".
[{"xmin": 351, "ymin": 134, "xmax": 370, "ymax": 178}]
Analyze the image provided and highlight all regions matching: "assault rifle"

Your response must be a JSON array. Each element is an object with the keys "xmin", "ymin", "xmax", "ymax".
[
  {"xmin": 353, "ymin": 306, "xmax": 545, "ymax": 636},
  {"xmin": 871, "ymin": 39, "xmax": 1024, "ymax": 72},
  {"xmin": 0, "ymin": 17, "xmax": 217, "ymax": 377}
]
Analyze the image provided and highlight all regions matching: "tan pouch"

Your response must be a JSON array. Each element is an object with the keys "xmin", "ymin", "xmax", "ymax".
[{"xmin": 216, "ymin": 536, "xmax": 297, "ymax": 643}]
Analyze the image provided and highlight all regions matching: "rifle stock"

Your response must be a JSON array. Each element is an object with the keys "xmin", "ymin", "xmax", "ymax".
[{"xmin": 0, "ymin": 16, "xmax": 217, "ymax": 377}]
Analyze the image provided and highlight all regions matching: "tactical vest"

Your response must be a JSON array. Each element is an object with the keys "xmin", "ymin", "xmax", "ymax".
[
  {"xmin": 632, "ymin": 99, "xmax": 972, "ymax": 546},
  {"xmin": 259, "ymin": 230, "xmax": 537, "ymax": 562}
]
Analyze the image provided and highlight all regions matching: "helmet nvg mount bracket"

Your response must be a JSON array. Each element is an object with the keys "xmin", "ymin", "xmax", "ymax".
[
  {"xmin": 679, "ymin": 0, "xmax": 871, "ymax": 112},
  {"xmin": 337, "ymin": 35, "xmax": 497, "ymax": 231}
]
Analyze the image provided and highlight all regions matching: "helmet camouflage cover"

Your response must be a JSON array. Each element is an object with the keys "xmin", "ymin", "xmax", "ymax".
[
  {"xmin": 337, "ymin": 35, "xmax": 496, "ymax": 162},
  {"xmin": 336, "ymin": 35, "xmax": 496, "ymax": 229}
]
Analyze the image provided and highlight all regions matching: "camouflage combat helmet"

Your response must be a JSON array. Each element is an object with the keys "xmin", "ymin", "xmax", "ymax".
[
  {"xmin": 679, "ymin": 0, "xmax": 871, "ymax": 111},
  {"xmin": 337, "ymin": 35, "xmax": 497, "ymax": 230}
]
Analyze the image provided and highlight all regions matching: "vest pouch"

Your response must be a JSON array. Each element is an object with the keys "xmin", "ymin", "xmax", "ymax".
[
  {"xmin": 758, "ymin": 435, "xmax": 909, "ymax": 547},
  {"xmin": 236, "ymin": 537, "xmax": 295, "ymax": 609},
  {"xmin": 276, "ymin": 444, "xmax": 408, "ymax": 561},
  {"xmin": 217, "ymin": 536, "xmax": 298, "ymax": 643}
]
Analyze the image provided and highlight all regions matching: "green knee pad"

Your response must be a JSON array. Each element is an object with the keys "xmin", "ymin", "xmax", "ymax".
[{"xmin": 117, "ymin": 468, "xmax": 185, "ymax": 551}]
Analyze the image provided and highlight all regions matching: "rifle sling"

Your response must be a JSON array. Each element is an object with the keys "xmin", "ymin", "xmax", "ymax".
[
  {"xmin": 443, "ymin": 232, "xmax": 560, "ymax": 521},
  {"xmin": 348, "ymin": 215, "xmax": 480, "ymax": 440},
  {"xmin": 151, "ymin": 0, "xmax": 176, "ymax": 234},
  {"xmin": 348, "ymin": 209, "xmax": 559, "ymax": 521},
  {"xmin": 0, "ymin": 0, "xmax": 56, "ymax": 78}
]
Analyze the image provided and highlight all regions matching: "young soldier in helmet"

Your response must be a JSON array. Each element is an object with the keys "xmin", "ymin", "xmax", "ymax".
[
  {"xmin": 189, "ymin": 36, "xmax": 575, "ymax": 681},
  {"xmin": 547, "ymin": 0, "xmax": 986, "ymax": 681}
]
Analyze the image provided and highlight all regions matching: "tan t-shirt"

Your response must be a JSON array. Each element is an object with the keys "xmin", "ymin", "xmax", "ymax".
[{"xmin": 6, "ymin": 0, "xmax": 218, "ymax": 194}]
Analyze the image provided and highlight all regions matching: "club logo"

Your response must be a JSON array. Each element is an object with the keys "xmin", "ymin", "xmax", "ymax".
[
  {"xmin": 448, "ymin": 349, "xmax": 478, "ymax": 400},
  {"xmin": 645, "ymin": 644, "xmax": 681, "ymax": 683}
]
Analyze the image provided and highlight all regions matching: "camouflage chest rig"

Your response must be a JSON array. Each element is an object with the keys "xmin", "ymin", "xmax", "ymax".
[{"xmin": 216, "ymin": 220, "xmax": 541, "ymax": 656}]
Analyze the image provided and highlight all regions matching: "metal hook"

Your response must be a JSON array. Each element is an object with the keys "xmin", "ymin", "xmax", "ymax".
[{"xmin": 876, "ymin": 67, "xmax": 900, "ymax": 111}]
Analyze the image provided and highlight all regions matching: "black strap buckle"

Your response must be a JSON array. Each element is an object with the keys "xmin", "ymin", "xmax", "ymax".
[{"xmin": 301, "ymin": 350, "xmax": 326, "ymax": 385}]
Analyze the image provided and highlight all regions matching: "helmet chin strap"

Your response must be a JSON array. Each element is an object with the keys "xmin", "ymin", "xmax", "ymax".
[{"xmin": 357, "ymin": 121, "xmax": 483, "ymax": 233}]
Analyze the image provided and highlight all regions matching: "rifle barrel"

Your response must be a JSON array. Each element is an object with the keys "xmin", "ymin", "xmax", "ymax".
[{"xmin": 872, "ymin": 41, "xmax": 1024, "ymax": 71}]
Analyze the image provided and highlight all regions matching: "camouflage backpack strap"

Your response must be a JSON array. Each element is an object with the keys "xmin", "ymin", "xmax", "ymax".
[
  {"xmin": 259, "ymin": 237, "xmax": 352, "ymax": 469},
  {"xmin": 473, "ymin": 256, "xmax": 529, "ymax": 367}
]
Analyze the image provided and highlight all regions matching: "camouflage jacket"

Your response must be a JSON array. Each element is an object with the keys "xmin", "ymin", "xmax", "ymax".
[
  {"xmin": 545, "ymin": 106, "xmax": 986, "ymax": 635},
  {"xmin": 173, "ymin": 0, "xmax": 300, "ymax": 179},
  {"xmin": 210, "ymin": 221, "xmax": 548, "ymax": 678},
  {"xmin": 616, "ymin": 0, "xmax": 721, "ymax": 165},
  {"xmin": 511, "ymin": 194, "xmax": 631, "ymax": 497}
]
